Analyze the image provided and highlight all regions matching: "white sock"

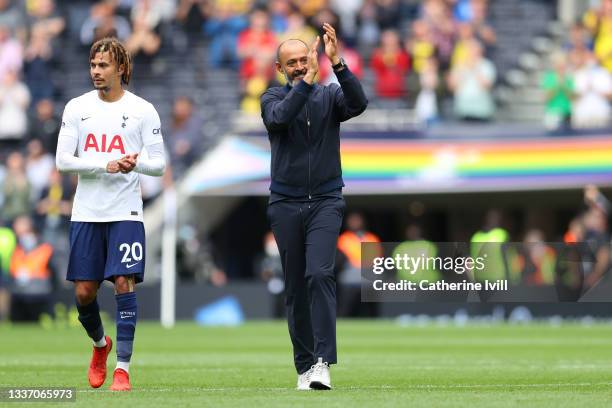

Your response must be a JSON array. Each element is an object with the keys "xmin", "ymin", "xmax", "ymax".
[
  {"xmin": 93, "ymin": 336, "xmax": 107, "ymax": 348},
  {"xmin": 116, "ymin": 361, "xmax": 130, "ymax": 373}
]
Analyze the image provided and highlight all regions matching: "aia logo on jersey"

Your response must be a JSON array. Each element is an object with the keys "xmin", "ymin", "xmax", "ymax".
[{"xmin": 84, "ymin": 133, "xmax": 126, "ymax": 154}]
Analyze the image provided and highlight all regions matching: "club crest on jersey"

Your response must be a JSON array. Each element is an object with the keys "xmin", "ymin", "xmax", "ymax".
[{"xmin": 84, "ymin": 133, "xmax": 126, "ymax": 154}]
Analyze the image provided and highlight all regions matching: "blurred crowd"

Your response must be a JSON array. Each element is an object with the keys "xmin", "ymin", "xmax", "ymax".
[
  {"xmin": 232, "ymin": 0, "xmax": 498, "ymax": 123},
  {"xmin": 542, "ymin": 0, "xmax": 612, "ymax": 130},
  {"xmin": 0, "ymin": 0, "xmax": 502, "ymax": 127}
]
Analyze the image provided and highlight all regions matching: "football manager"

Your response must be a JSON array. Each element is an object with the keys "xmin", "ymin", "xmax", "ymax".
[{"xmin": 260, "ymin": 23, "xmax": 368, "ymax": 390}]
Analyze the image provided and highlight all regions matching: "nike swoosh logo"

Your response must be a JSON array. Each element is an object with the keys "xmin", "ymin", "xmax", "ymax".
[
  {"xmin": 81, "ymin": 117, "xmax": 91, "ymax": 121},
  {"xmin": 126, "ymin": 262, "xmax": 140, "ymax": 269}
]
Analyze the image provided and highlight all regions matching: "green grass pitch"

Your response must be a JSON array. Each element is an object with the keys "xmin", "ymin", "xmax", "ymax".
[{"xmin": 1, "ymin": 320, "xmax": 612, "ymax": 407}]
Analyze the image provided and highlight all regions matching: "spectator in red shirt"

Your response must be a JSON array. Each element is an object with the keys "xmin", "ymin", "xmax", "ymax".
[
  {"xmin": 237, "ymin": 8, "xmax": 277, "ymax": 80},
  {"xmin": 370, "ymin": 29, "xmax": 410, "ymax": 100}
]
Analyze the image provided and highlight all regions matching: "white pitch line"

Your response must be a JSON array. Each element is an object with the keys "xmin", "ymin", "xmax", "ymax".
[
  {"xmin": 408, "ymin": 382, "xmax": 612, "ymax": 390},
  {"xmin": 74, "ymin": 382, "xmax": 612, "ymax": 393}
]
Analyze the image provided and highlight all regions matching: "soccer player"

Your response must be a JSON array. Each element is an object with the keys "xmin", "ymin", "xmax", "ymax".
[{"xmin": 55, "ymin": 37, "xmax": 166, "ymax": 391}]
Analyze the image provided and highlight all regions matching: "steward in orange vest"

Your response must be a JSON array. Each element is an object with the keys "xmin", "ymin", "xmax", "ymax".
[
  {"xmin": 9, "ymin": 216, "xmax": 56, "ymax": 322},
  {"xmin": 10, "ymin": 243, "xmax": 54, "ymax": 293}
]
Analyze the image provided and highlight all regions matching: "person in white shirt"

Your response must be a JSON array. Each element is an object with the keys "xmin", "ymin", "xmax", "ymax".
[
  {"xmin": 448, "ymin": 40, "xmax": 496, "ymax": 121},
  {"xmin": 55, "ymin": 37, "xmax": 165, "ymax": 392},
  {"xmin": 572, "ymin": 53, "xmax": 612, "ymax": 129},
  {"xmin": 0, "ymin": 69, "xmax": 30, "ymax": 141},
  {"xmin": 26, "ymin": 139, "xmax": 54, "ymax": 202}
]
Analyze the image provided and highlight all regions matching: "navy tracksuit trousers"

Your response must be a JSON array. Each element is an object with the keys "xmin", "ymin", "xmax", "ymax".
[{"xmin": 267, "ymin": 196, "xmax": 345, "ymax": 374}]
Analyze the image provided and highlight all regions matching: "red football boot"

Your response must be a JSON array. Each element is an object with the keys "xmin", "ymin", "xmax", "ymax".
[
  {"xmin": 88, "ymin": 336, "xmax": 112, "ymax": 388},
  {"xmin": 110, "ymin": 368, "xmax": 131, "ymax": 391}
]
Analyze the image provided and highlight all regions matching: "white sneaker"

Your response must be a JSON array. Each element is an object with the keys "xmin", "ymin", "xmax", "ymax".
[
  {"xmin": 296, "ymin": 367, "xmax": 313, "ymax": 391},
  {"xmin": 309, "ymin": 357, "xmax": 331, "ymax": 390}
]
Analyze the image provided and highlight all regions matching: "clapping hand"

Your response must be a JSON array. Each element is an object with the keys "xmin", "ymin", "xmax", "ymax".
[{"xmin": 322, "ymin": 23, "xmax": 340, "ymax": 66}]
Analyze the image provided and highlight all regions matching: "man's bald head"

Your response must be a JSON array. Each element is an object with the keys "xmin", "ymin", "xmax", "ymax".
[{"xmin": 276, "ymin": 39, "xmax": 309, "ymax": 64}]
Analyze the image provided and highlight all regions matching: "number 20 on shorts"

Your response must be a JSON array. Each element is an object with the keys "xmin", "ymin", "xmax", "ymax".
[{"xmin": 119, "ymin": 242, "xmax": 143, "ymax": 264}]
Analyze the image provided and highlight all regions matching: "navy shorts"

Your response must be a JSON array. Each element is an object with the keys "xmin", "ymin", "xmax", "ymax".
[{"xmin": 67, "ymin": 221, "xmax": 146, "ymax": 283}]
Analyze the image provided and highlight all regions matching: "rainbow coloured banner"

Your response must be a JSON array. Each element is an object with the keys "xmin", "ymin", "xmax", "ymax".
[
  {"xmin": 185, "ymin": 136, "xmax": 612, "ymax": 195},
  {"xmin": 340, "ymin": 136, "xmax": 612, "ymax": 193}
]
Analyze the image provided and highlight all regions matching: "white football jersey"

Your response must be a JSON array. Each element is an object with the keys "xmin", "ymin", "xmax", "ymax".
[{"xmin": 59, "ymin": 90, "xmax": 163, "ymax": 222}]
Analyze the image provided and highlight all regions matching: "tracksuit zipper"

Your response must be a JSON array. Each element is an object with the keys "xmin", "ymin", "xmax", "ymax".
[{"xmin": 306, "ymin": 101, "xmax": 311, "ymax": 200}]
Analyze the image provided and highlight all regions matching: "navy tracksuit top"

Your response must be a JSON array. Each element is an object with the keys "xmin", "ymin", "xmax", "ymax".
[{"xmin": 260, "ymin": 67, "xmax": 368, "ymax": 198}]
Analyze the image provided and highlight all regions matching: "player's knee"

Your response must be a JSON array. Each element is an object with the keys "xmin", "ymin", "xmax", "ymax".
[
  {"xmin": 75, "ymin": 285, "xmax": 97, "ymax": 305},
  {"xmin": 114, "ymin": 276, "xmax": 135, "ymax": 294}
]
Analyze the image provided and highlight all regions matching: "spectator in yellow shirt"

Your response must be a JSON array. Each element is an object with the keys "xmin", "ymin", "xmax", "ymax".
[{"xmin": 595, "ymin": 21, "xmax": 612, "ymax": 71}]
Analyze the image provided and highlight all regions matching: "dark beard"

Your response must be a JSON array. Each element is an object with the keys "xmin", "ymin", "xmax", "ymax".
[
  {"xmin": 284, "ymin": 70, "xmax": 306, "ymax": 86},
  {"xmin": 292, "ymin": 70, "xmax": 306, "ymax": 81}
]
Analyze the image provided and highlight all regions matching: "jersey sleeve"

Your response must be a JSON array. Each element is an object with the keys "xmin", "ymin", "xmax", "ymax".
[
  {"xmin": 141, "ymin": 103, "xmax": 164, "ymax": 147},
  {"xmin": 59, "ymin": 100, "xmax": 79, "ymax": 140},
  {"xmin": 134, "ymin": 142, "xmax": 166, "ymax": 176}
]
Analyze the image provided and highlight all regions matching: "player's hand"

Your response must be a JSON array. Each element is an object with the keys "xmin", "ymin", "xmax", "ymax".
[
  {"xmin": 322, "ymin": 23, "xmax": 340, "ymax": 66},
  {"xmin": 118, "ymin": 153, "xmax": 139, "ymax": 174},
  {"xmin": 304, "ymin": 36, "xmax": 320, "ymax": 84},
  {"xmin": 106, "ymin": 160, "xmax": 122, "ymax": 173}
]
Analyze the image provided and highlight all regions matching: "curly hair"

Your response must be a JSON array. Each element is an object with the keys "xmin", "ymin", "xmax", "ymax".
[{"xmin": 89, "ymin": 37, "xmax": 132, "ymax": 85}]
